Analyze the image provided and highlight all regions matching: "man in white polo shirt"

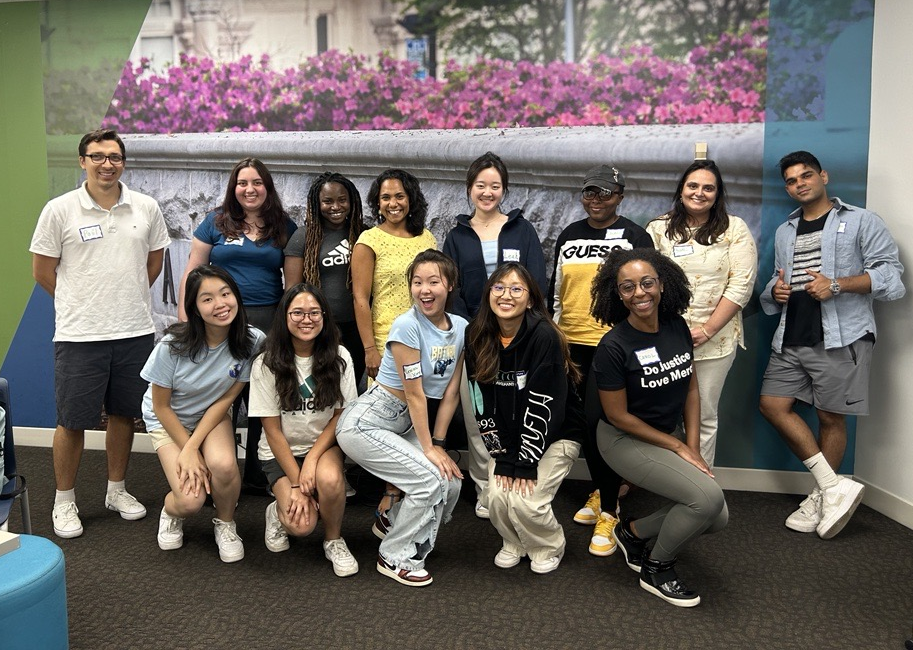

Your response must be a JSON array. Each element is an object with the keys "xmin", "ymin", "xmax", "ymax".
[{"xmin": 30, "ymin": 129, "xmax": 171, "ymax": 538}]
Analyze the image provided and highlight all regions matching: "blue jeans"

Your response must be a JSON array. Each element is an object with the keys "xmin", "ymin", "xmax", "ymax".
[{"xmin": 336, "ymin": 384, "xmax": 461, "ymax": 571}]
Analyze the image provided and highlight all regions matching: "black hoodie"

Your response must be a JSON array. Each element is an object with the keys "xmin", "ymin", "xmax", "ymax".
[{"xmin": 466, "ymin": 313, "xmax": 584, "ymax": 480}]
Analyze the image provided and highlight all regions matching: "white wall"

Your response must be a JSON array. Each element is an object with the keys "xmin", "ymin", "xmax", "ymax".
[{"xmin": 857, "ymin": 0, "xmax": 913, "ymax": 528}]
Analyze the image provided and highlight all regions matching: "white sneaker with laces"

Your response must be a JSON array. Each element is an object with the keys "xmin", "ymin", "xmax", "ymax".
[
  {"xmin": 530, "ymin": 550, "xmax": 564, "ymax": 574},
  {"xmin": 105, "ymin": 489, "xmax": 147, "ymax": 521},
  {"xmin": 264, "ymin": 501, "xmax": 289, "ymax": 552},
  {"xmin": 785, "ymin": 488, "xmax": 822, "ymax": 533},
  {"xmin": 817, "ymin": 477, "xmax": 865, "ymax": 539},
  {"xmin": 323, "ymin": 538, "xmax": 359, "ymax": 577},
  {"xmin": 157, "ymin": 507, "xmax": 184, "ymax": 550},
  {"xmin": 494, "ymin": 547, "xmax": 523, "ymax": 569},
  {"xmin": 52, "ymin": 501, "xmax": 83, "ymax": 538},
  {"xmin": 474, "ymin": 500, "xmax": 490, "ymax": 520},
  {"xmin": 213, "ymin": 518, "xmax": 245, "ymax": 563}
]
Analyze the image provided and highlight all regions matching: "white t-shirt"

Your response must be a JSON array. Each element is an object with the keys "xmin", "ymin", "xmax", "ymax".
[
  {"xmin": 249, "ymin": 346, "xmax": 357, "ymax": 461},
  {"xmin": 29, "ymin": 182, "xmax": 171, "ymax": 342},
  {"xmin": 140, "ymin": 327, "xmax": 265, "ymax": 432}
]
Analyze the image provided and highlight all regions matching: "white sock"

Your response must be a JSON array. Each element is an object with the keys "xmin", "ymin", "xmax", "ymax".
[
  {"xmin": 803, "ymin": 453, "xmax": 840, "ymax": 491},
  {"xmin": 55, "ymin": 489, "xmax": 75, "ymax": 506},
  {"xmin": 107, "ymin": 480, "xmax": 125, "ymax": 496}
]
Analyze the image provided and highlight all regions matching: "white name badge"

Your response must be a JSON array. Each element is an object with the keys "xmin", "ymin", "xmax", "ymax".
[
  {"xmin": 503, "ymin": 248, "xmax": 520, "ymax": 262},
  {"xmin": 403, "ymin": 361, "xmax": 423, "ymax": 380},
  {"xmin": 516, "ymin": 371, "xmax": 527, "ymax": 391},
  {"xmin": 837, "ymin": 221, "xmax": 846, "ymax": 233},
  {"xmin": 604, "ymin": 229, "xmax": 625, "ymax": 240},
  {"xmin": 225, "ymin": 237, "xmax": 245, "ymax": 246},
  {"xmin": 673, "ymin": 244, "xmax": 694, "ymax": 257},
  {"xmin": 635, "ymin": 347, "xmax": 661, "ymax": 366},
  {"xmin": 79, "ymin": 225, "xmax": 103, "ymax": 242}
]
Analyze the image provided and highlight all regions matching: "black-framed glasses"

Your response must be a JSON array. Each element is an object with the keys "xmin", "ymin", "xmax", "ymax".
[
  {"xmin": 617, "ymin": 277, "xmax": 658, "ymax": 297},
  {"xmin": 582, "ymin": 188, "xmax": 619, "ymax": 201},
  {"xmin": 84, "ymin": 153, "xmax": 125, "ymax": 165},
  {"xmin": 288, "ymin": 309, "xmax": 324, "ymax": 322},
  {"xmin": 490, "ymin": 284, "xmax": 528, "ymax": 298}
]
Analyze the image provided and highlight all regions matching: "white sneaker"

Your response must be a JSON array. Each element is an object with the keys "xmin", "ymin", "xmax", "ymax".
[
  {"xmin": 105, "ymin": 489, "xmax": 147, "ymax": 521},
  {"xmin": 785, "ymin": 488, "xmax": 822, "ymax": 533},
  {"xmin": 475, "ymin": 500, "xmax": 490, "ymax": 520},
  {"xmin": 264, "ymin": 501, "xmax": 289, "ymax": 552},
  {"xmin": 213, "ymin": 518, "xmax": 245, "ymax": 563},
  {"xmin": 530, "ymin": 550, "xmax": 564, "ymax": 574},
  {"xmin": 157, "ymin": 507, "xmax": 184, "ymax": 550},
  {"xmin": 323, "ymin": 538, "xmax": 359, "ymax": 577},
  {"xmin": 344, "ymin": 475, "xmax": 356, "ymax": 498},
  {"xmin": 52, "ymin": 501, "xmax": 83, "ymax": 538},
  {"xmin": 494, "ymin": 547, "xmax": 523, "ymax": 569},
  {"xmin": 817, "ymin": 477, "xmax": 865, "ymax": 539}
]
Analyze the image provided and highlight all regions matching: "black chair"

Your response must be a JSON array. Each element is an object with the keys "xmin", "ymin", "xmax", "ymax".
[{"xmin": 0, "ymin": 378, "xmax": 31, "ymax": 533}]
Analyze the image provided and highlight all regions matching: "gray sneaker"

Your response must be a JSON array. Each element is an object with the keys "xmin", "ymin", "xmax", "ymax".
[
  {"xmin": 323, "ymin": 538, "xmax": 359, "ymax": 577},
  {"xmin": 785, "ymin": 488, "xmax": 822, "ymax": 533},
  {"xmin": 213, "ymin": 518, "xmax": 245, "ymax": 563},
  {"xmin": 157, "ymin": 507, "xmax": 184, "ymax": 550}
]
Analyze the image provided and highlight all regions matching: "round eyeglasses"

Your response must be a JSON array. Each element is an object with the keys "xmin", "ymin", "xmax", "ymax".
[
  {"xmin": 287, "ymin": 309, "xmax": 324, "ymax": 322},
  {"xmin": 490, "ymin": 284, "xmax": 528, "ymax": 298},
  {"xmin": 617, "ymin": 277, "xmax": 658, "ymax": 297}
]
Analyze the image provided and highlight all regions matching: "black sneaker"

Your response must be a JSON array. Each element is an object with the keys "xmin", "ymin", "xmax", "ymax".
[
  {"xmin": 612, "ymin": 518, "xmax": 646, "ymax": 572},
  {"xmin": 639, "ymin": 557, "xmax": 700, "ymax": 607}
]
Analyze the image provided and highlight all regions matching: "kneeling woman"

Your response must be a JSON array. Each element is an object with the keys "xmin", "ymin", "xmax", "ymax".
[
  {"xmin": 466, "ymin": 263, "xmax": 583, "ymax": 574},
  {"xmin": 142, "ymin": 265, "xmax": 264, "ymax": 563},
  {"xmin": 336, "ymin": 250, "xmax": 465, "ymax": 587},
  {"xmin": 591, "ymin": 249, "xmax": 727, "ymax": 607},
  {"xmin": 248, "ymin": 284, "xmax": 359, "ymax": 577}
]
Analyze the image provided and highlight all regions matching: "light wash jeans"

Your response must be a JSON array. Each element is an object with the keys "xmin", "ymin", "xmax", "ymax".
[{"xmin": 336, "ymin": 384, "xmax": 461, "ymax": 571}]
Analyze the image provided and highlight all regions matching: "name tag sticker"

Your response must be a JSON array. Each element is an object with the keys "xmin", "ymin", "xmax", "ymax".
[
  {"xmin": 635, "ymin": 347, "xmax": 661, "ymax": 366},
  {"xmin": 225, "ymin": 237, "xmax": 245, "ymax": 246},
  {"xmin": 503, "ymin": 248, "xmax": 520, "ymax": 262},
  {"xmin": 403, "ymin": 361, "xmax": 423, "ymax": 380},
  {"xmin": 516, "ymin": 371, "xmax": 527, "ymax": 390},
  {"xmin": 604, "ymin": 229, "xmax": 625, "ymax": 240},
  {"xmin": 79, "ymin": 225, "xmax": 103, "ymax": 242},
  {"xmin": 837, "ymin": 221, "xmax": 847, "ymax": 234},
  {"xmin": 673, "ymin": 244, "xmax": 694, "ymax": 257}
]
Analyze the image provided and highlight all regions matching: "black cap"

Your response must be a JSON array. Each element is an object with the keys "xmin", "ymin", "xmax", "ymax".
[{"xmin": 583, "ymin": 165, "xmax": 625, "ymax": 191}]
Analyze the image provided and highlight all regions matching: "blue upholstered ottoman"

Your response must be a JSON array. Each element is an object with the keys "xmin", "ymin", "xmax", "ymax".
[{"xmin": 0, "ymin": 534, "xmax": 68, "ymax": 649}]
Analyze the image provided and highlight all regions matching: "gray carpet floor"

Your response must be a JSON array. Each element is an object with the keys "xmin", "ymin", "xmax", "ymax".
[{"xmin": 9, "ymin": 445, "xmax": 913, "ymax": 650}]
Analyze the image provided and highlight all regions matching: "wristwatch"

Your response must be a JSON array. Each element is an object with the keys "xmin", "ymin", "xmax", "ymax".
[{"xmin": 830, "ymin": 278, "xmax": 841, "ymax": 296}]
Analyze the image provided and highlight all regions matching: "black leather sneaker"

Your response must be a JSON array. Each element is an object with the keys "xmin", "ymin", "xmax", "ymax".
[
  {"xmin": 639, "ymin": 557, "xmax": 701, "ymax": 607},
  {"xmin": 612, "ymin": 518, "xmax": 646, "ymax": 572}
]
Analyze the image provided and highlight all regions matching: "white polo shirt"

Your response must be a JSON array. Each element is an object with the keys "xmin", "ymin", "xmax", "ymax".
[{"xmin": 29, "ymin": 182, "xmax": 171, "ymax": 342}]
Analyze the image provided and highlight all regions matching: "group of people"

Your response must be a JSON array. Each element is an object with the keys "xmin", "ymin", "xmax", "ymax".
[{"xmin": 29, "ymin": 129, "xmax": 903, "ymax": 607}]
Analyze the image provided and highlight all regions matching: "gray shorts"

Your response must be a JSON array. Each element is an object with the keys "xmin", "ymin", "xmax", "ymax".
[
  {"xmin": 261, "ymin": 456, "xmax": 305, "ymax": 488},
  {"xmin": 760, "ymin": 339, "xmax": 874, "ymax": 416},
  {"xmin": 54, "ymin": 334, "xmax": 154, "ymax": 431}
]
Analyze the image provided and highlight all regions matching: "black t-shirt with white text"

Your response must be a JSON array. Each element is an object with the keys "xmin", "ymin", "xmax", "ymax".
[{"xmin": 593, "ymin": 315, "xmax": 694, "ymax": 433}]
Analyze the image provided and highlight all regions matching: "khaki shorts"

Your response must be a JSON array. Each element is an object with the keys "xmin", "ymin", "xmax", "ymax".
[{"xmin": 148, "ymin": 428, "xmax": 181, "ymax": 451}]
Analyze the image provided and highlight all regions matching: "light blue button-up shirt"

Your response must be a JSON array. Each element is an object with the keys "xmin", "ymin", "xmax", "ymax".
[{"xmin": 760, "ymin": 197, "xmax": 905, "ymax": 352}]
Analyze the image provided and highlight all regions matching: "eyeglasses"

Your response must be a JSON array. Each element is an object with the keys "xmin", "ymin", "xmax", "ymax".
[
  {"xmin": 288, "ymin": 309, "xmax": 324, "ymax": 322},
  {"xmin": 490, "ymin": 284, "xmax": 528, "ymax": 298},
  {"xmin": 84, "ymin": 153, "xmax": 125, "ymax": 165},
  {"xmin": 582, "ymin": 188, "xmax": 619, "ymax": 201},
  {"xmin": 617, "ymin": 277, "xmax": 658, "ymax": 297}
]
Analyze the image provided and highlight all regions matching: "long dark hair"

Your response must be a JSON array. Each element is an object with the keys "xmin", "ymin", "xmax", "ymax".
[
  {"xmin": 655, "ymin": 159, "xmax": 729, "ymax": 246},
  {"xmin": 216, "ymin": 157, "xmax": 291, "ymax": 248},
  {"xmin": 468, "ymin": 262, "xmax": 581, "ymax": 385},
  {"xmin": 261, "ymin": 284, "xmax": 346, "ymax": 412},
  {"xmin": 366, "ymin": 168, "xmax": 428, "ymax": 236},
  {"xmin": 300, "ymin": 172, "xmax": 365, "ymax": 289},
  {"xmin": 466, "ymin": 151, "xmax": 509, "ymax": 205},
  {"xmin": 166, "ymin": 265, "xmax": 256, "ymax": 362},
  {"xmin": 590, "ymin": 249, "xmax": 691, "ymax": 327}
]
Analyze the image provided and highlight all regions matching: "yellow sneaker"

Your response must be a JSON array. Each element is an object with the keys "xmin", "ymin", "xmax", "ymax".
[
  {"xmin": 574, "ymin": 489, "xmax": 601, "ymax": 525},
  {"xmin": 589, "ymin": 511, "xmax": 618, "ymax": 556}
]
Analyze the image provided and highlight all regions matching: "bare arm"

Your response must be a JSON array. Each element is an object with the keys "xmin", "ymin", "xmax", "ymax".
[
  {"xmin": 431, "ymin": 352, "xmax": 464, "ymax": 443},
  {"xmin": 299, "ymin": 408, "xmax": 344, "ymax": 495},
  {"xmin": 691, "ymin": 297, "xmax": 742, "ymax": 346},
  {"xmin": 283, "ymin": 256, "xmax": 304, "ymax": 290},
  {"xmin": 177, "ymin": 238, "xmax": 213, "ymax": 321},
  {"xmin": 32, "ymin": 254, "xmax": 59, "ymax": 297},
  {"xmin": 147, "ymin": 248, "xmax": 165, "ymax": 286},
  {"xmin": 351, "ymin": 242, "xmax": 381, "ymax": 377}
]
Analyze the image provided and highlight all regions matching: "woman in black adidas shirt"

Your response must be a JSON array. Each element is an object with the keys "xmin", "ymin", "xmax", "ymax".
[{"xmin": 591, "ymin": 249, "xmax": 728, "ymax": 608}]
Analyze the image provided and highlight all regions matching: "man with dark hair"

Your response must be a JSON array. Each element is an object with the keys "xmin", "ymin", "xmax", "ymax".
[
  {"xmin": 759, "ymin": 150, "xmax": 904, "ymax": 539},
  {"xmin": 30, "ymin": 129, "xmax": 171, "ymax": 538},
  {"xmin": 548, "ymin": 164, "xmax": 653, "ymax": 557}
]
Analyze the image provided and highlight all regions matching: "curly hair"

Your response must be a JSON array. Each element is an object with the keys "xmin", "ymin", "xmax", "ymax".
[
  {"xmin": 216, "ymin": 158, "xmax": 291, "ymax": 248},
  {"xmin": 260, "ymin": 284, "xmax": 346, "ymax": 412},
  {"xmin": 590, "ymin": 249, "xmax": 691, "ymax": 327},
  {"xmin": 299, "ymin": 172, "xmax": 365, "ymax": 290},
  {"xmin": 366, "ymin": 168, "xmax": 428, "ymax": 236},
  {"xmin": 654, "ymin": 159, "xmax": 729, "ymax": 246},
  {"xmin": 469, "ymin": 262, "xmax": 581, "ymax": 385}
]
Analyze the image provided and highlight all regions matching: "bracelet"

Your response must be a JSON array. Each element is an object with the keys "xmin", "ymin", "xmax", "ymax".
[
  {"xmin": 699, "ymin": 325, "xmax": 711, "ymax": 339},
  {"xmin": 431, "ymin": 438, "xmax": 446, "ymax": 447},
  {"xmin": 289, "ymin": 484, "xmax": 300, "ymax": 488},
  {"xmin": 364, "ymin": 345, "xmax": 376, "ymax": 350}
]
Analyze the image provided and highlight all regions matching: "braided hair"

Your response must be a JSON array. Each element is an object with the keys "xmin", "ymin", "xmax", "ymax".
[{"xmin": 300, "ymin": 172, "xmax": 365, "ymax": 290}]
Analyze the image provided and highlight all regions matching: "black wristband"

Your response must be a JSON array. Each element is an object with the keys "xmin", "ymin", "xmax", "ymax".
[{"xmin": 431, "ymin": 438, "xmax": 446, "ymax": 447}]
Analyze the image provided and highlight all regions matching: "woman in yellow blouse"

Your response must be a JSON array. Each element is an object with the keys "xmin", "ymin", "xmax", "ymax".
[{"xmin": 646, "ymin": 160, "xmax": 757, "ymax": 467}]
